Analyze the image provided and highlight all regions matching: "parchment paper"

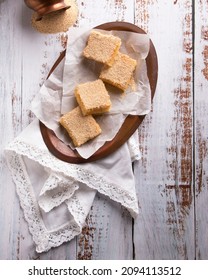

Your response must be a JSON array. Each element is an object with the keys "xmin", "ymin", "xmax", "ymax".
[{"xmin": 31, "ymin": 27, "xmax": 151, "ymax": 159}]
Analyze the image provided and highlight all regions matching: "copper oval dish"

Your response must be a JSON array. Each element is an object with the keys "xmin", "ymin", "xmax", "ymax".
[{"xmin": 40, "ymin": 21, "xmax": 158, "ymax": 163}]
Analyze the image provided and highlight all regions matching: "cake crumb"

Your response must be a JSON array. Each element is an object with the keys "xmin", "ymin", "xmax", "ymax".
[{"xmin": 31, "ymin": 0, "xmax": 78, "ymax": 34}]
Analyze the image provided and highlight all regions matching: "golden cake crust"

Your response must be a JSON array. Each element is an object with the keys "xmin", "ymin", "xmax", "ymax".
[
  {"xmin": 99, "ymin": 52, "xmax": 137, "ymax": 91},
  {"xmin": 59, "ymin": 107, "xmax": 101, "ymax": 147},
  {"xmin": 83, "ymin": 30, "xmax": 121, "ymax": 66},
  {"xmin": 75, "ymin": 79, "xmax": 111, "ymax": 116}
]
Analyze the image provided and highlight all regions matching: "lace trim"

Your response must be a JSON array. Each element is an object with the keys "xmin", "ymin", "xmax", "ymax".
[
  {"xmin": 6, "ymin": 139, "xmax": 139, "ymax": 218},
  {"xmin": 39, "ymin": 173, "xmax": 79, "ymax": 212},
  {"xmin": 5, "ymin": 151, "xmax": 82, "ymax": 253},
  {"xmin": 66, "ymin": 194, "xmax": 87, "ymax": 227}
]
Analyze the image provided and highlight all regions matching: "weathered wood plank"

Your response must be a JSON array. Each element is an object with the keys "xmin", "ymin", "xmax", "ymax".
[
  {"xmin": 133, "ymin": 0, "xmax": 195, "ymax": 259},
  {"xmin": 76, "ymin": 0, "xmax": 134, "ymax": 28},
  {"xmin": 0, "ymin": 1, "xmax": 76, "ymax": 259},
  {"xmin": 3, "ymin": 0, "xmax": 207, "ymax": 260},
  {"xmin": 76, "ymin": 0, "xmax": 135, "ymax": 260},
  {"xmin": 77, "ymin": 194, "xmax": 133, "ymax": 260},
  {"xmin": 19, "ymin": 5, "xmax": 77, "ymax": 259},
  {"xmin": 0, "ymin": 0, "xmax": 23, "ymax": 260},
  {"xmin": 21, "ymin": 6, "xmax": 69, "ymax": 129},
  {"xmin": 0, "ymin": 0, "xmax": 135, "ymax": 259},
  {"xmin": 194, "ymin": 0, "xmax": 208, "ymax": 260}
]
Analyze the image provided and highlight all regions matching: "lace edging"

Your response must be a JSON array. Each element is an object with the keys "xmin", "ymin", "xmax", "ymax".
[
  {"xmin": 5, "ymin": 151, "xmax": 82, "ymax": 253},
  {"xmin": 6, "ymin": 139, "xmax": 139, "ymax": 218},
  {"xmin": 38, "ymin": 173, "xmax": 79, "ymax": 212}
]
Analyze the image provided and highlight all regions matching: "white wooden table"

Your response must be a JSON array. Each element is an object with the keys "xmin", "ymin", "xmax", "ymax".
[{"xmin": 0, "ymin": 0, "xmax": 208, "ymax": 260}]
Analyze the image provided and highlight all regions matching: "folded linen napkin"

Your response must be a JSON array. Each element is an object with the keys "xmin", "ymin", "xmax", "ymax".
[
  {"xmin": 4, "ymin": 27, "xmax": 147, "ymax": 252},
  {"xmin": 5, "ymin": 120, "xmax": 140, "ymax": 253}
]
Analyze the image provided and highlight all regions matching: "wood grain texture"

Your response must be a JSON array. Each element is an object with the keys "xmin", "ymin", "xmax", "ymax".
[
  {"xmin": 0, "ymin": 1, "xmax": 75, "ymax": 260},
  {"xmin": 0, "ymin": 0, "xmax": 23, "ymax": 260},
  {"xmin": 194, "ymin": 0, "xmax": 208, "ymax": 260},
  {"xmin": 133, "ymin": 0, "xmax": 195, "ymax": 259},
  {"xmin": 19, "ymin": 6, "xmax": 77, "ymax": 260},
  {"xmin": 1, "ymin": 0, "xmax": 208, "ymax": 260},
  {"xmin": 0, "ymin": 0, "xmax": 135, "ymax": 260},
  {"xmin": 77, "ymin": 193, "xmax": 133, "ymax": 260}
]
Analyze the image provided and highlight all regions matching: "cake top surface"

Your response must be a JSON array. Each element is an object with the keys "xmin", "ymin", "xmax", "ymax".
[
  {"xmin": 61, "ymin": 107, "xmax": 97, "ymax": 130},
  {"xmin": 75, "ymin": 79, "xmax": 111, "ymax": 108},
  {"xmin": 83, "ymin": 30, "xmax": 121, "ymax": 64},
  {"xmin": 100, "ymin": 52, "xmax": 137, "ymax": 90},
  {"xmin": 60, "ymin": 107, "xmax": 101, "ymax": 147}
]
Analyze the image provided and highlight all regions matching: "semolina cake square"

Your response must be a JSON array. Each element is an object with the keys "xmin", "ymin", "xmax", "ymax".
[
  {"xmin": 75, "ymin": 79, "xmax": 111, "ymax": 116},
  {"xmin": 83, "ymin": 30, "xmax": 121, "ymax": 66},
  {"xmin": 59, "ymin": 107, "xmax": 101, "ymax": 147},
  {"xmin": 99, "ymin": 52, "xmax": 137, "ymax": 91}
]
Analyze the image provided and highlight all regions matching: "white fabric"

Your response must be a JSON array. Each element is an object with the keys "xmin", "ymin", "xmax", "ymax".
[
  {"xmin": 4, "ymin": 27, "xmax": 145, "ymax": 253},
  {"xmin": 5, "ymin": 119, "xmax": 140, "ymax": 253}
]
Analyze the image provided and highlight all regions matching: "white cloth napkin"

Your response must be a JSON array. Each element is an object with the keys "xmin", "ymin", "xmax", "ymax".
[
  {"xmin": 5, "ymin": 120, "xmax": 140, "ymax": 253},
  {"xmin": 4, "ymin": 27, "xmax": 147, "ymax": 253}
]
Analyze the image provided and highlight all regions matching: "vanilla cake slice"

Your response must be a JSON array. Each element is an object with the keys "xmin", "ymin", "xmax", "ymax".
[
  {"xmin": 59, "ymin": 107, "xmax": 101, "ymax": 147},
  {"xmin": 75, "ymin": 79, "xmax": 111, "ymax": 116},
  {"xmin": 83, "ymin": 30, "xmax": 121, "ymax": 66},
  {"xmin": 99, "ymin": 52, "xmax": 137, "ymax": 91}
]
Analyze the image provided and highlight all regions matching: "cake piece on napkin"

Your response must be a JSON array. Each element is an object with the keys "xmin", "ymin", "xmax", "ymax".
[
  {"xmin": 75, "ymin": 79, "xmax": 111, "ymax": 116},
  {"xmin": 99, "ymin": 52, "xmax": 137, "ymax": 91},
  {"xmin": 60, "ymin": 106, "xmax": 101, "ymax": 147},
  {"xmin": 83, "ymin": 30, "xmax": 121, "ymax": 66}
]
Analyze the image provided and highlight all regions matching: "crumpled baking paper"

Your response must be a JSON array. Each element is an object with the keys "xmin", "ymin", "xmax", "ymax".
[{"xmin": 31, "ymin": 27, "xmax": 151, "ymax": 158}]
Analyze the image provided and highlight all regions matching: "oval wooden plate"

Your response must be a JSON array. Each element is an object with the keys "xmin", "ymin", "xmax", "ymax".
[{"xmin": 40, "ymin": 21, "xmax": 158, "ymax": 163}]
